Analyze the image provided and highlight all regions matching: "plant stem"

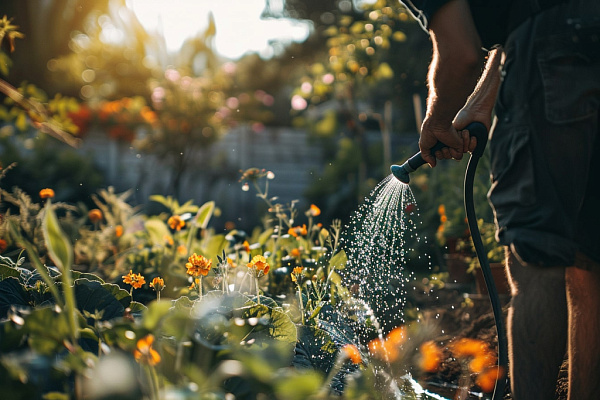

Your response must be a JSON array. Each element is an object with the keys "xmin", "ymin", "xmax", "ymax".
[{"xmin": 255, "ymin": 277, "xmax": 261, "ymax": 304}]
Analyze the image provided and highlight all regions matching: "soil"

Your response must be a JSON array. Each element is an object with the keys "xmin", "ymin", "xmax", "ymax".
[{"xmin": 413, "ymin": 283, "xmax": 569, "ymax": 400}]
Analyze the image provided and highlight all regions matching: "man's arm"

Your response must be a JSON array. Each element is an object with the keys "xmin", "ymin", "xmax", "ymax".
[{"xmin": 419, "ymin": 0, "xmax": 483, "ymax": 167}]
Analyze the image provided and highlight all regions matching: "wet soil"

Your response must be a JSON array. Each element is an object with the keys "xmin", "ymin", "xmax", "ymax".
[{"xmin": 413, "ymin": 283, "xmax": 569, "ymax": 400}]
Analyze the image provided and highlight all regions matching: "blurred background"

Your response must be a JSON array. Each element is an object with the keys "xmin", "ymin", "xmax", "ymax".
[{"xmin": 0, "ymin": 0, "xmax": 493, "ymax": 270}]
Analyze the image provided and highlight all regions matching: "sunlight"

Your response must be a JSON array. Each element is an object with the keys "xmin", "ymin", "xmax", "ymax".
[{"xmin": 127, "ymin": 0, "xmax": 312, "ymax": 59}]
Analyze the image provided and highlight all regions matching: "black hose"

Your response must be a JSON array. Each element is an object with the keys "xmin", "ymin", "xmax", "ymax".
[{"xmin": 464, "ymin": 147, "xmax": 508, "ymax": 400}]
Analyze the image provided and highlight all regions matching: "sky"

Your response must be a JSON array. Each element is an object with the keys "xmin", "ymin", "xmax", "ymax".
[{"xmin": 127, "ymin": 0, "xmax": 312, "ymax": 59}]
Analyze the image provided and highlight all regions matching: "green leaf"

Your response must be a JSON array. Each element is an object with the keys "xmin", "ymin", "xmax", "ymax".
[
  {"xmin": 42, "ymin": 392, "xmax": 70, "ymax": 400},
  {"xmin": 0, "ymin": 277, "xmax": 30, "ymax": 319},
  {"xmin": 200, "ymin": 234, "xmax": 228, "ymax": 259},
  {"xmin": 25, "ymin": 307, "xmax": 71, "ymax": 355},
  {"xmin": 328, "ymin": 250, "xmax": 347, "ymax": 270},
  {"xmin": 142, "ymin": 300, "xmax": 173, "ymax": 331},
  {"xmin": 71, "ymin": 271, "xmax": 105, "ymax": 284},
  {"xmin": 144, "ymin": 218, "xmax": 170, "ymax": 245},
  {"xmin": 258, "ymin": 228, "xmax": 275, "ymax": 246},
  {"xmin": 42, "ymin": 202, "xmax": 73, "ymax": 272},
  {"xmin": 195, "ymin": 201, "xmax": 215, "ymax": 229},
  {"xmin": 73, "ymin": 279, "xmax": 130, "ymax": 322},
  {"xmin": 0, "ymin": 262, "xmax": 21, "ymax": 281},
  {"xmin": 273, "ymin": 371, "xmax": 323, "ymax": 400}
]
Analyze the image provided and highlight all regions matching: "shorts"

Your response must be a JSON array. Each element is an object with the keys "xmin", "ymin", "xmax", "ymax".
[{"xmin": 489, "ymin": 0, "xmax": 600, "ymax": 267}]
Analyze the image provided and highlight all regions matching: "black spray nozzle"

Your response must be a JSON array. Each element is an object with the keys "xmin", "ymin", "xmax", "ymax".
[{"xmin": 391, "ymin": 121, "xmax": 488, "ymax": 183}]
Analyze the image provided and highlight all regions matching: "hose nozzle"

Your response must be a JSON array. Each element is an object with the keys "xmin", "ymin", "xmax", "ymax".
[{"xmin": 391, "ymin": 121, "xmax": 488, "ymax": 183}]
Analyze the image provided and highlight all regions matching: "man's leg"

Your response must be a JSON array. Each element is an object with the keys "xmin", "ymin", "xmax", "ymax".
[
  {"xmin": 505, "ymin": 248, "xmax": 567, "ymax": 400},
  {"xmin": 566, "ymin": 255, "xmax": 600, "ymax": 400}
]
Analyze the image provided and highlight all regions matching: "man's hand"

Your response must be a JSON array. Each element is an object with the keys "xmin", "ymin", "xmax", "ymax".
[{"xmin": 419, "ymin": 117, "xmax": 475, "ymax": 167}]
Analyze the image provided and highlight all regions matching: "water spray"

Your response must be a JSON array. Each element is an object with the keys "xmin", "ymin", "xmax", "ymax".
[{"xmin": 391, "ymin": 121, "xmax": 508, "ymax": 400}]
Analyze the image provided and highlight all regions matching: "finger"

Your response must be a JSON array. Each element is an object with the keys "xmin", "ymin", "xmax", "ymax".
[
  {"xmin": 449, "ymin": 147, "xmax": 463, "ymax": 160},
  {"xmin": 469, "ymin": 136, "xmax": 477, "ymax": 152},
  {"xmin": 462, "ymin": 130, "xmax": 470, "ymax": 153},
  {"xmin": 423, "ymin": 153, "xmax": 437, "ymax": 168}
]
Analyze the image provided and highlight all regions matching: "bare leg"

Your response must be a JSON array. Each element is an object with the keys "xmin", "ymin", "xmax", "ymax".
[
  {"xmin": 505, "ymin": 248, "xmax": 567, "ymax": 400},
  {"xmin": 566, "ymin": 254, "xmax": 600, "ymax": 400}
]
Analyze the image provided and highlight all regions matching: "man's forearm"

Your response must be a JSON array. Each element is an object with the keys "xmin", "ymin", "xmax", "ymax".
[{"xmin": 424, "ymin": 0, "xmax": 483, "ymax": 128}]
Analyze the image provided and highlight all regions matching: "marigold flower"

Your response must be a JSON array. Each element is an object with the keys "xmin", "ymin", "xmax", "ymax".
[
  {"xmin": 164, "ymin": 235, "xmax": 174, "ymax": 246},
  {"xmin": 450, "ymin": 338, "xmax": 489, "ymax": 359},
  {"xmin": 419, "ymin": 340, "xmax": 443, "ymax": 373},
  {"xmin": 168, "ymin": 215, "xmax": 185, "ymax": 231},
  {"xmin": 177, "ymin": 245, "xmax": 187, "ymax": 255},
  {"xmin": 247, "ymin": 254, "xmax": 270, "ymax": 277},
  {"xmin": 290, "ymin": 248, "xmax": 301, "ymax": 258},
  {"xmin": 227, "ymin": 257, "xmax": 236, "ymax": 268},
  {"xmin": 88, "ymin": 208, "xmax": 103, "ymax": 223},
  {"xmin": 308, "ymin": 204, "xmax": 321, "ymax": 217},
  {"xmin": 149, "ymin": 277, "xmax": 165, "ymax": 292},
  {"xmin": 475, "ymin": 366, "xmax": 505, "ymax": 393},
  {"xmin": 186, "ymin": 253, "xmax": 212, "ymax": 277},
  {"xmin": 438, "ymin": 204, "xmax": 446, "ymax": 215},
  {"xmin": 290, "ymin": 266, "xmax": 304, "ymax": 283},
  {"xmin": 288, "ymin": 224, "xmax": 307, "ymax": 237},
  {"xmin": 342, "ymin": 344, "xmax": 362, "ymax": 364},
  {"xmin": 367, "ymin": 326, "xmax": 407, "ymax": 362},
  {"xmin": 243, "ymin": 240, "xmax": 251, "ymax": 253},
  {"xmin": 122, "ymin": 270, "xmax": 146, "ymax": 289},
  {"xmin": 0, "ymin": 239, "xmax": 7, "ymax": 253},
  {"xmin": 189, "ymin": 277, "xmax": 200, "ymax": 290},
  {"xmin": 39, "ymin": 188, "xmax": 55, "ymax": 199},
  {"xmin": 134, "ymin": 334, "xmax": 161, "ymax": 366},
  {"xmin": 469, "ymin": 352, "xmax": 497, "ymax": 374},
  {"xmin": 115, "ymin": 225, "xmax": 124, "ymax": 238}
]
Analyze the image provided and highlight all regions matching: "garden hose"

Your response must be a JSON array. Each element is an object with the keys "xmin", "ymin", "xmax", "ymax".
[{"xmin": 391, "ymin": 121, "xmax": 508, "ymax": 399}]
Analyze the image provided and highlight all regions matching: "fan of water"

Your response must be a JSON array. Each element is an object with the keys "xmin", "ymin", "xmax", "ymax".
[{"xmin": 339, "ymin": 174, "xmax": 429, "ymax": 337}]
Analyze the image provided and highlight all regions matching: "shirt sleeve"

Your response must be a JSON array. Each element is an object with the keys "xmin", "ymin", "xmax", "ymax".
[{"xmin": 401, "ymin": 0, "xmax": 454, "ymax": 31}]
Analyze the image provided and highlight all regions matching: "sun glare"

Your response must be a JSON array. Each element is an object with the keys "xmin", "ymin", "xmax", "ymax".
[{"xmin": 127, "ymin": 0, "xmax": 311, "ymax": 59}]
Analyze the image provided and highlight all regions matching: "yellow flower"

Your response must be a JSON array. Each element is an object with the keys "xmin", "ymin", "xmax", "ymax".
[
  {"xmin": 168, "ymin": 215, "xmax": 185, "ymax": 231},
  {"xmin": 134, "ymin": 334, "xmax": 161, "ymax": 366},
  {"xmin": 122, "ymin": 270, "xmax": 146, "ymax": 289},
  {"xmin": 39, "ymin": 188, "xmax": 55, "ymax": 199},
  {"xmin": 149, "ymin": 277, "xmax": 165, "ymax": 292},
  {"xmin": 342, "ymin": 344, "xmax": 362, "ymax": 364},
  {"xmin": 419, "ymin": 340, "xmax": 443, "ymax": 373},
  {"xmin": 288, "ymin": 224, "xmax": 307, "ymax": 237},
  {"xmin": 88, "ymin": 208, "xmax": 103, "ymax": 223},
  {"xmin": 186, "ymin": 253, "xmax": 212, "ymax": 277},
  {"xmin": 247, "ymin": 254, "xmax": 270, "ymax": 277}
]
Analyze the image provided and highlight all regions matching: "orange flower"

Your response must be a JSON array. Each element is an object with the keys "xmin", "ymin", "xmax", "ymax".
[
  {"xmin": 290, "ymin": 248, "xmax": 301, "ymax": 258},
  {"xmin": 469, "ymin": 352, "xmax": 497, "ymax": 374},
  {"xmin": 88, "ymin": 209, "xmax": 103, "ymax": 223},
  {"xmin": 475, "ymin": 366, "xmax": 505, "ymax": 393},
  {"xmin": 342, "ymin": 344, "xmax": 362, "ymax": 364},
  {"xmin": 177, "ymin": 245, "xmax": 187, "ymax": 255},
  {"xmin": 367, "ymin": 326, "xmax": 407, "ymax": 362},
  {"xmin": 122, "ymin": 270, "xmax": 146, "ymax": 289},
  {"xmin": 308, "ymin": 204, "xmax": 321, "ymax": 217},
  {"xmin": 134, "ymin": 334, "xmax": 161, "ymax": 366},
  {"xmin": 149, "ymin": 277, "xmax": 165, "ymax": 292},
  {"xmin": 247, "ymin": 254, "xmax": 270, "ymax": 277},
  {"xmin": 419, "ymin": 341, "xmax": 443, "ymax": 373},
  {"xmin": 39, "ymin": 188, "xmax": 55, "ymax": 199},
  {"xmin": 115, "ymin": 225, "xmax": 124, "ymax": 238},
  {"xmin": 290, "ymin": 266, "xmax": 303, "ymax": 283},
  {"xmin": 450, "ymin": 338, "xmax": 489, "ymax": 359},
  {"xmin": 189, "ymin": 277, "xmax": 200, "ymax": 290},
  {"xmin": 243, "ymin": 240, "xmax": 251, "ymax": 253},
  {"xmin": 438, "ymin": 204, "xmax": 446, "ymax": 215},
  {"xmin": 0, "ymin": 239, "xmax": 7, "ymax": 253},
  {"xmin": 288, "ymin": 224, "xmax": 307, "ymax": 237},
  {"xmin": 168, "ymin": 215, "xmax": 185, "ymax": 231},
  {"xmin": 186, "ymin": 253, "xmax": 212, "ymax": 277}
]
